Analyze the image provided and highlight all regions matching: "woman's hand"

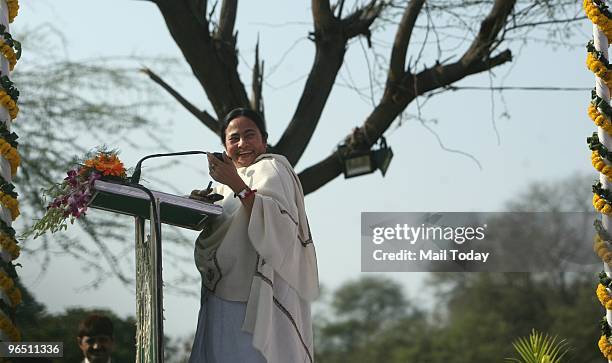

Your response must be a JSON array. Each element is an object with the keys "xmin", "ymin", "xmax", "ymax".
[
  {"xmin": 189, "ymin": 187, "xmax": 224, "ymax": 203},
  {"xmin": 207, "ymin": 152, "xmax": 247, "ymax": 193}
]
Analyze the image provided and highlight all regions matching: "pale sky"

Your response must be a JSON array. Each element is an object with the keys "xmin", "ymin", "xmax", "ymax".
[{"xmin": 13, "ymin": 0, "xmax": 595, "ymax": 339}]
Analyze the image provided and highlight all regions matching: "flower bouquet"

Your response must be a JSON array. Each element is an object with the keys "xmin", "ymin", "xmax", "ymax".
[{"xmin": 27, "ymin": 148, "xmax": 129, "ymax": 238}]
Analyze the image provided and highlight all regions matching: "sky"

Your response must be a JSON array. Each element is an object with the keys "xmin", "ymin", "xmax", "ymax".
[{"xmin": 12, "ymin": 0, "xmax": 596, "ymax": 341}]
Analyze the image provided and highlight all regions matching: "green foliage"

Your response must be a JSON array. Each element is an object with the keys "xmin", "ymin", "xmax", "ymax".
[
  {"xmin": 506, "ymin": 330, "xmax": 570, "ymax": 363},
  {"xmin": 11, "ymin": 26, "xmax": 195, "ymax": 288},
  {"xmin": 14, "ymin": 280, "xmax": 136, "ymax": 363}
]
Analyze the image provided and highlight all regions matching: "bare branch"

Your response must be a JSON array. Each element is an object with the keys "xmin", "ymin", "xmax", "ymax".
[
  {"xmin": 251, "ymin": 38, "xmax": 265, "ymax": 117},
  {"xmin": 343, "ymin": 0, "xmax": 386, "ymax": 39},
  {"xmin": 298, "ymin": 0, "xmax": 517, "ymax": 194},
  {"xmin": 389, "ymin": 0, "xmax": 425, "ymax": 83},
  {"xmin": 275, "ymin": 1, "xmax": 389, "ymax": 165},
  {"xmin": 461, "ymin": 0, "xmax": 516, "ymax": 65},
  {"xmin": 337, "ymin": 0, "xmax": 345, "ymax": 18},
  {"xmin": 505, "ymin": 15, "xmax": 586, "ymax": 32},
  {"xmin": 141, "ymin": 67, "xmax": 220, "ymax": 133},
  {"xmin": 217, "ymin": 0, "xmax": 238, "ymax": 41},
  {"xmin": 155, "ymin": 1, "xmax": 249, "ymax": 117}
]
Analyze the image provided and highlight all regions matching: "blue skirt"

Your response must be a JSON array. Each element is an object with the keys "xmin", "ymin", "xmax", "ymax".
[{"xmin": 188, "ymin": 291, "xmax": 267, "ymax": 363}]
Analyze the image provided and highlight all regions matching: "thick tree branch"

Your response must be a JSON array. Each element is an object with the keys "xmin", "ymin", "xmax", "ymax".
[
  {"xmin": 187, "ymin": 0, "xmax": 208, "ymax": 27},
  {"xmin": 312, "ymin": 0, "xmax": 333, "ymax": 30},
  {"xmin": 216, "ymin": 0, "xmax": 238, "ymax": 42},
  {"xmin": 388, "ymin": 0, "xmax": 425, "ymax": 83},
  {"xmin": 275, "ymin": 1, "xmax": 388, "ymax": 165},
  {"xmin": 299, "ymin": 154, "xmax": 343, "ymax": 195},
  {"xmin": 155, "ymin": 1, "xmax": 249, "ymax": 118},
  {"xmin": 141, "ymin": 67, "xmax": 220, "ymax": 133},
  {"xmin": 461, "ymin": 0, "xmax": 515, "ymax": 65}
]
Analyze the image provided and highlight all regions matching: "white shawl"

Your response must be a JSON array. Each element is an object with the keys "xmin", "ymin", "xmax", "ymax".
[{"xmin": 195, "ymin": 153, "xmax": 319, "ymax": 362}]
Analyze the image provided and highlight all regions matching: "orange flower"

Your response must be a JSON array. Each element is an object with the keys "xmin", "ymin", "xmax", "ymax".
[
  {"xmin": 83, "ymin": 153, "xmax": 126, "ymax": 177},
  {"xmin": 78, "ymin": 152, "xmax": 127, "ymax": 179}
]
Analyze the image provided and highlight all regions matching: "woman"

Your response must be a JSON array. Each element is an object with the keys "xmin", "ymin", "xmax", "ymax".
[{"xmin": 188, "ymin": 108, "xmax": 319, "ymax": 363}]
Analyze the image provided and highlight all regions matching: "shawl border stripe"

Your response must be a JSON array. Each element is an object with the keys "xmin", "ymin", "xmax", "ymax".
[{"xmin": 255, "ymin": 256, "xmax": 314, "ymax": 363}]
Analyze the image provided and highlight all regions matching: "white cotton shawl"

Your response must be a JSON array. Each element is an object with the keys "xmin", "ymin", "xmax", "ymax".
[{"xmin": 194, "ymin": 153, "xmax": 319, "ymax": 362}]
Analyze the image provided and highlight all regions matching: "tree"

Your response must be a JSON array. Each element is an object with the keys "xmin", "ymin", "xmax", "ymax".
[
  {"xmin": 13, "ymin": 26, "xmax": 181, "ymax": 286},
  {"xmin": 315, "ymin": 174, "xmax": 602, "ymax": 363},
  {"xmin": 11, "ymin": 1, "xmax": 587, "ymax": 291},
  {"xmin": 314, "ymin": 276, "xmax": 419, "ymax": 362},
  {"xmin": 138, "ymin": 0, "xmax": 584, "ymax": 194}
]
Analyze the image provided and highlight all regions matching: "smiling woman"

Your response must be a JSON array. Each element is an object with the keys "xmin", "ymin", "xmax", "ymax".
[{"xmin": 188, "ymin": 108, "xmax": 319, "ymax": 363}]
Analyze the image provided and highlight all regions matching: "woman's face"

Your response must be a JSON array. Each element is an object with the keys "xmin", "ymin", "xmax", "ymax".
[{"xmin": 224, "ymin": 116, "xmax": 267, "ymax": 168}]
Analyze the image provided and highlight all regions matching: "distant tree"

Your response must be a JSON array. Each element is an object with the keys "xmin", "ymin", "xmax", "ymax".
[
  {"xmin": 15, "ymin": 287, "xmax": 137, "ymax": 362},
  {"xmin": 12, "ymin": 26, "xmax": 194, "ymax": 287},
  {"xmin": 315, "ymin": 174, "xmax": 602, "ymax": 363},
  {"xmin": 315, "ymin": 276, "xmax": 420, "ymax": 362}
]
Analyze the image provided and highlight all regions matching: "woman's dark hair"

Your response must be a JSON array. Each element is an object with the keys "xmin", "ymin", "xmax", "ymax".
[{"xmin": 220, "ymin": 108, "xmax": 268, "ymax": 145}]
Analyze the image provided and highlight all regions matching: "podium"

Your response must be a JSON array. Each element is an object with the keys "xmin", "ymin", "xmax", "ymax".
[{"xmin": 88, "ymin": 180, "xmax": 222, "ymax": 363}]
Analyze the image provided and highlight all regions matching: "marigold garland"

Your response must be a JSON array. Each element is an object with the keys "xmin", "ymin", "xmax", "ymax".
[
  {"xmin": 0, "ymin": 74, "xmax": 19, "ymax": 120},
  {"xmin": 595, "ymin": 235, "xmax": 612, "ymax": 263},
  {"xmin": 587, "ymin": 51, "xmax": 612, "ymax": 90},
  {"xmin": 0, "ymin": 312, "xmax": 19, "ymax": 341},
  {"xmin": 6, "ymin": 0, "xmax": 18, "ymax": 24},
  {"xmin": 0, "ymin": 270, "xmax": 20, "ymax": 307},
  {"xmin": 0, "ymin": 41, "xmax": 16, "ymax": 71},
  {"xmin": 588, "ymin": 132, "xmax": 612, "ymax": 179},
  {"xmin": 0, "ymin": 25, "xmax": 20, "ymax": 72},
  {"xmin": 588, "ymin": 102, "xmax": 612, "ymax": 136},
  {"xmin": 0, "ymin": 124, "xmax": 17, "ymax": 149},
  {"xmin": 600, "ymin": 335, "xmax": 612, "ymax": 360},
  {"xmin": 593, "ymin": 193, "xmax": 612, "ymax": 214},
  {"xmin": 0, "ymin": 233, "xmax": 18, "ymax": 260},
  {"xmin": 0, "ymin": 89, "xmax": 17, "ymax": 120},
  {"xmin": 0, "ymin": 220, "xmax": 15, "ymax": 240},
  {"xmin": 597, "ymin": 283, "xmax": 612, "ymax": 309},
  {"xmin": 585, "ymin": 0, "xmax": 612, "ymax": 43},
  {"xmin": 0, "ymin": 138, "xmax": 18, "ymax": 177},
  {"xmin": 591, "ymin": 150, "xmax": 612, "ymax": 180},
  {"xmin": 0, "ymin": 192, "xmax": 17, "ymax": 221}
]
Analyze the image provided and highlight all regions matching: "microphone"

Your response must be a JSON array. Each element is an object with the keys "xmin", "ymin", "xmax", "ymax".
[{"xmin": 129, "ymin": 150, "xmax": 223, "ymax": 184}]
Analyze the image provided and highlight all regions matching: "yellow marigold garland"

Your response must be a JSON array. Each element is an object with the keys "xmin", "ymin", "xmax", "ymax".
[
  {"xmin": 594, "ymin": 234, "xmax": 612, "ymax": 264},
  {"xmin": 585, "ymin": 0, "xmax": 612, "ymax": 43},
  {"xmin": 6, "ymin": 0, "xmax": 18, "ymax": 24},
  {"xmin": 0, "ymin": 233, "xmax": 18, "ymax": 260},
  {"xmin": 587, "ymin": 51, "xmax": 612, "ymax": 89},
  {"xmin": 0, "ymin": 270, "xmax": 20, "ymax": 307},
  {"xmin": 0, "ymin": 138, "xmax": 18, "ymax": 177},
  {"xmin": 0, "ymin": 191, "xmax": 17, "ymax": 221},
  {"xmin": 0, "ymin": 41, "xmax": 16, "ymax": 71},
  {"xmin": 592, "ymin": 150, "xmax": 612, "ymax": 181},
  {"xmin": 588, "ymin": 103, "xmax": 612, "ymax": 136},
  {"xmin": 597, "ymin": 283, "xmax": 612, "ymax": 309},
  {"xmin": 0, "ymin": 88, "xmax": 17, "ymax": 120},
  {"xmin": 0, "ymin": 312, "xmax": 18, "ymax": 341},
  {"xmin": 594, "ymin": 193, "xmax": 612, "ymax": 214},
  {"xmin": 600, "ymin": 335, "xmax": 612, "ymax": 360}
]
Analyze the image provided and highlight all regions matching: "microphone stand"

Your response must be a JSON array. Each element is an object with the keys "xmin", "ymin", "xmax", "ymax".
[{"xmin": 129, "ymin": 150, "xmax": 211, "ymax": 363}]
